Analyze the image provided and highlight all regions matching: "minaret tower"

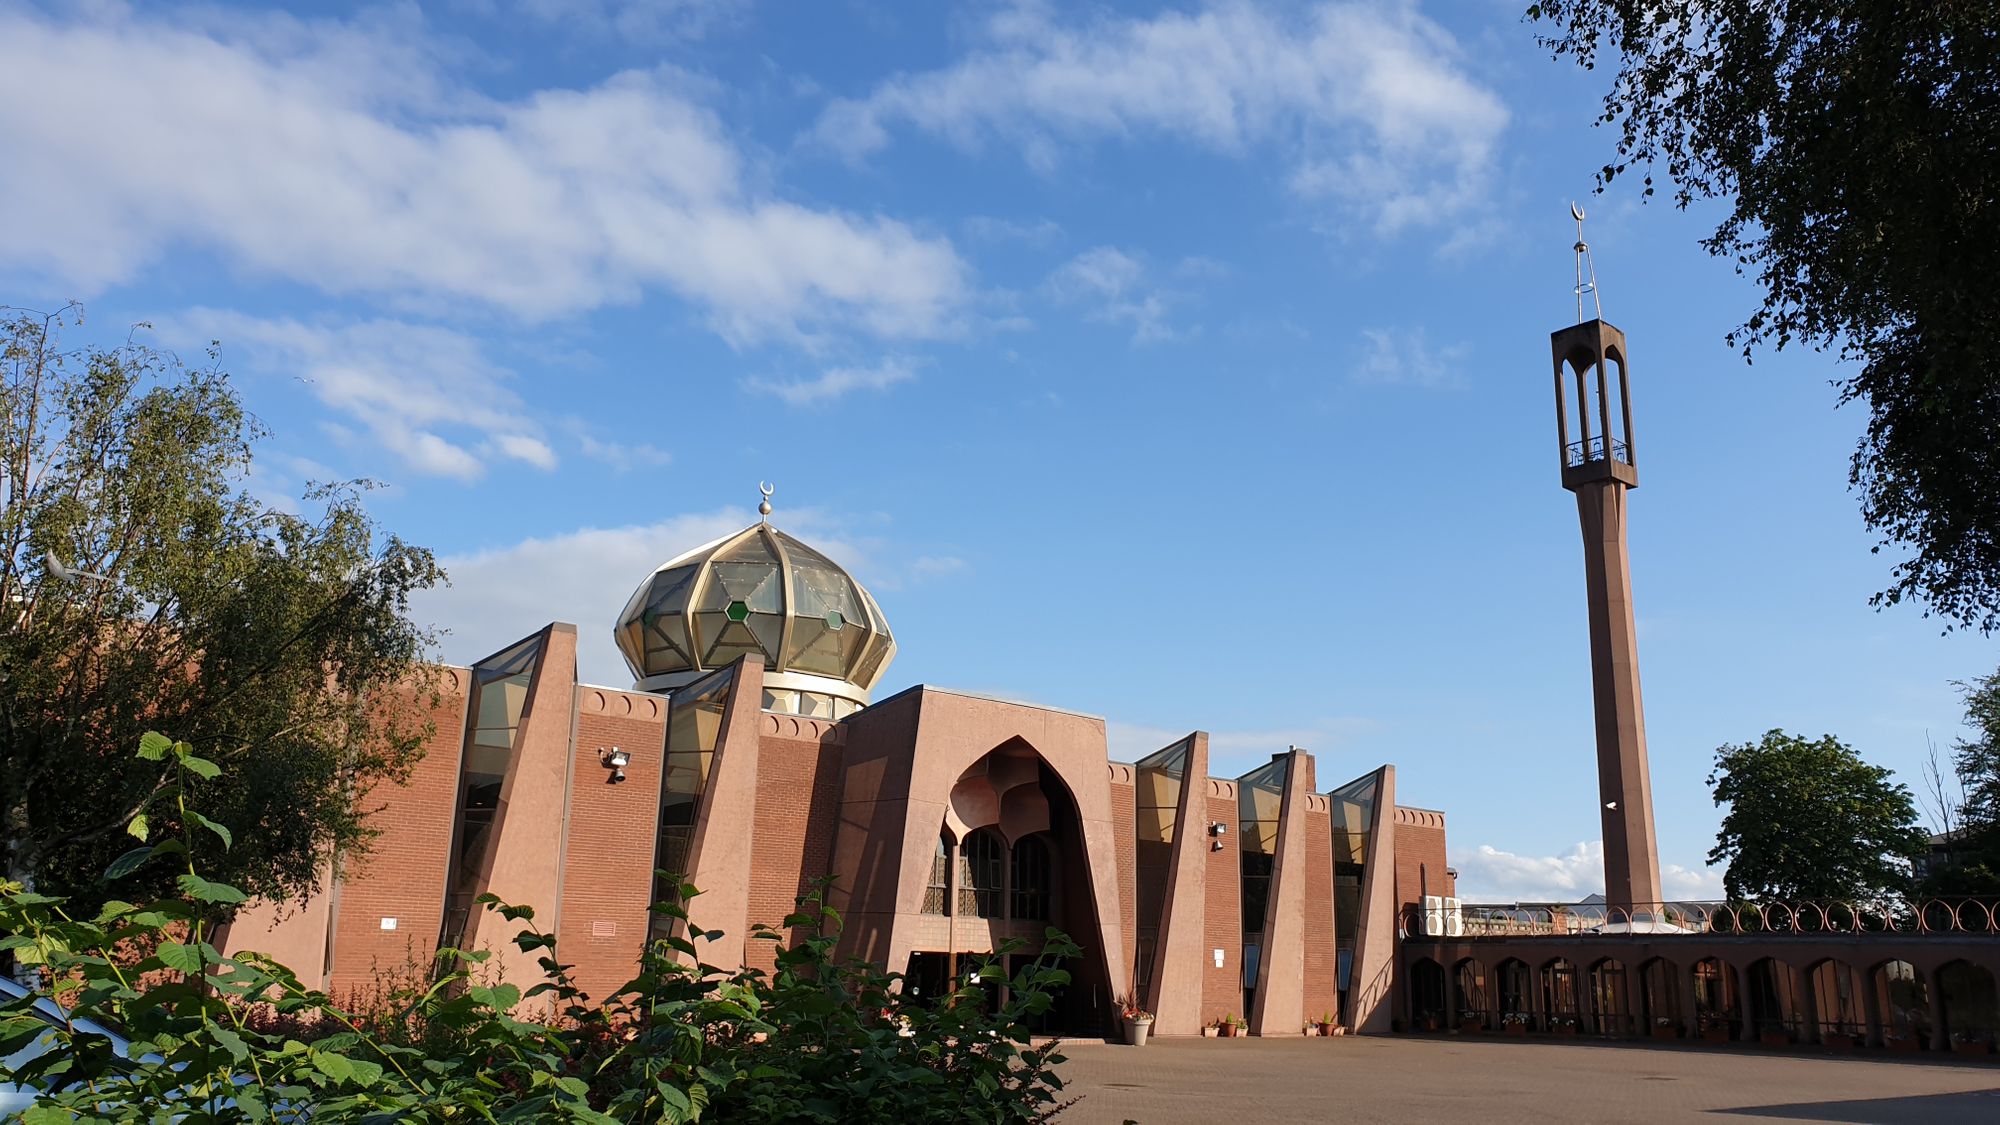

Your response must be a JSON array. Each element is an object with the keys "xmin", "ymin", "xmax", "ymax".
[{"xmin": 1551, "ymin": 205, "xmax": 1663, "ymax": 919}]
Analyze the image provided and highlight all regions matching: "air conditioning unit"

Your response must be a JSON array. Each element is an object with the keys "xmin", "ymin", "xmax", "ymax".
[
  {"xmin": 1444, "ymin": 896, "xmax": 1464, "ymax": 937},
  {"xmin": 1422, "ymin": 894, "xmax": 1446, "ymax": 936}
]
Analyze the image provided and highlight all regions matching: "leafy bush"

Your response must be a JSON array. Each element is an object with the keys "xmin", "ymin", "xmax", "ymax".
[{"xmin": 0, "ymin": 735, "xmax": 1077, "ymax": 1121}]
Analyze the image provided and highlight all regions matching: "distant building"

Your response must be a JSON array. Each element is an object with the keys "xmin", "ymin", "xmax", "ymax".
[{"xmin": 220, "ymin": 504, "xmax": 1455, "ymax": 1037}]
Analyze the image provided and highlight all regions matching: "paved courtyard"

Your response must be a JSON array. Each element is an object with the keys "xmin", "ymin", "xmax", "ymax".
[{"xmin": 1053, "ymin": 1035, "xmax": 2000, "ymax": 1124}]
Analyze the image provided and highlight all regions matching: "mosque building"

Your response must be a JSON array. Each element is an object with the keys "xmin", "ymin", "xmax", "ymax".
[{"xmin": 219, "ymin": 496, "xmax": 1455, "ymax": 1038}]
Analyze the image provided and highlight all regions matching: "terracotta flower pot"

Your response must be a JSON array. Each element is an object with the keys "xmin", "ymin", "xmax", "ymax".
[
  {"xmin": 1503, "ymin": 1023, "xmax": 1528, "ymax": 1037},
  {"xmin": 1652, "ymin": 1026, "xmax": 1679, "ymax": 1042},
  {"xmin": 1952, "ymin": 1039, "xmax": 1990, "ymax": 1057},
  {"xmin": 1884, "ymin": 1036, "xmax": 1918, "ymax": 1053},
  {"xmin": 1552, "ymin": 1025, "xmax": 1577, "ymax": 1038},
  {"xmin": 1459, "ymin": 1019, "xmax": 1483, "ymax": 1034},
  {"xmin": 1317, "ymin": 1023, "xmax": 1339, "ymax": 1037},
  {"xmin": 1820, "ymin": 1033, "xmax": 1854, "ymax": 1051},
  {"xmin": 1760, "ymin": 1031, "xmax": 1791, "ymax": 1047},
  {"xmin": 1702, "ymin": 1027, "xmax": 1732, "ymax": 1044}
]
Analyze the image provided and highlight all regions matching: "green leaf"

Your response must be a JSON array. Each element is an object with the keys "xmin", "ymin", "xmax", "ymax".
[
  {"xmin": 177, "ymin": 873, "xmax": 248, "ymax": 905},
  {"xmin": 190, "ymin": 810, "xmax": 233, "ymax": 849},
  {"xmin": 180, "ymin": 754, "xmax": 222, "ymax": 780},
  {"xmin": 104, "ymin": 846, "xmax": 152, "ymax": 880},
  {"xmin": 310, "ymin": 1049, "xmax": 357, "ymax": 1084},
  {"xmin": 126, "ymin": 812, "xmax": 149, "ymax": 841},
  {"xmin": 157, "ymin": 941, "xmax": 206, "ymax": 974},
  {"xmin": 137, "ymin": 732, "xmax": 174, "ymax": 761},
  {"xmin": 555, "ymin": 1075, "xmax": 589, "ymax": 1098}
]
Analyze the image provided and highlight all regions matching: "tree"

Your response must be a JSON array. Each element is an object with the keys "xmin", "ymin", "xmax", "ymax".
[
  {"xmin": 1919, "ymin": 667, "xmax": 2000, "ymax": 895},
  {"xmin": 1707, "ymin": 729, "xmax": 1927, "ymax": 901},
  {"xmin": 1528, "ymin": 0, "xmax": 2000, "ymax": 631},
  {"xmin": 0, "ymin": 303, "xmax": 443, "ymax": 914}
]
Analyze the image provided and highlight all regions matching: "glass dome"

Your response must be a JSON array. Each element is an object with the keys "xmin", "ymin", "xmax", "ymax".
[{"xmin": 613, "ymin": 521, "xmax": 896, "ymax": 711}]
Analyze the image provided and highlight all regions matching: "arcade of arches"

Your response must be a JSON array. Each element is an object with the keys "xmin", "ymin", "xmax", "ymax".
[{"xmin": 1405, "ymin": 944, "xmax": 2000, "ymax": 1053}]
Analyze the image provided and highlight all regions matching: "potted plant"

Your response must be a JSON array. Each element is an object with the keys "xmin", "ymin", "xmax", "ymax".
[
  {"xmin": 1501, "ymin": 1012, "xmax": 1530, "ymax": 1037},
  {"xmin": 1883, "ymin": 1029, "xmax": 1919, "ymax": 1053},
  {"xmin": 1458, "ymin": 1009, "xmax": 1484, "ymax": 1034},
  {"xmin": 1651, "ymin": 1016, "xmax": 1679, "ymax": 1042},
  {"xmin": 1418, "ymin": 1008, "xmax": 1441, "ymax": 1032},
  {"xmin": 1758, "ymin": 1020, "xmax": 1792, "ymax": 1047},
  {"xmin": 1316, "ymin": 1011, "xmax": 1339, "ymax": 1037},
  {"xmin": 1820, "ymin": 1026, "xmax": 1855, "ymax": 1051},
  {"xmin": 1119, "ymin": 996, "xmax": 1155, "ymax": 1047},
  {"xmin": 1217, "ymin": 1013, "xmax": 1244, "ymax": 1038},
  {"xmin": 1550, "ymin": 1015, "xmax": 1579, "ymax": 1038},
  {"xmin": 1699, "ymin": 1017, "xmax": 1732, "ymax": 1044},
  {"xmin": 1201, "ymin": 1020, "xmax": 1220, "ymax": 1039},
  {"xmin": 1950, "ymin": 1030, "xmax": 1991, "ymax": 1057}
]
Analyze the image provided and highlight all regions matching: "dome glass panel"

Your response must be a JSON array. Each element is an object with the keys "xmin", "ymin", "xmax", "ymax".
[
  {"xmin": 780, "ymin": 533, "xmax": 866, "ymax": 677},
  {"xmin": 694, "ymin": 530, "xmax": 784, "ymax": 667}
]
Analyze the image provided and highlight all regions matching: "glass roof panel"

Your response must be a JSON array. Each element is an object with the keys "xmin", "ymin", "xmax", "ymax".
[{"xmin": 645, "ymin": 564, "xmax": 699, "ymax": 616}]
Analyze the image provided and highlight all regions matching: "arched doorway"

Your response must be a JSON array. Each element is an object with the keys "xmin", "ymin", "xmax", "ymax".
[
  {"xmin": 1410, "ymin": 958, "xmax": 1447, "ymax": 1031},
  {"xmin": 1588, "ymin": 958, "xmax": 1632, "ymax": 1037},
  {"xmin": 1692, "ymin": 957, "xmax": 1740, "ymax": 1041},
  {"xmin": 1541, "ymin": 958, "xmax": 1580, "ymax": 1033},
  {"xmin": 1871, "ymin": 960, "xmax": 1930, "ymax": 1050},
  {"xmin": 1938, "ymin": 960, "xmax": 1999, "ymax": 1056},
  {"xmin": 906, "ymin": 742, "xmax": 1107, "ymax": 1035},
  {"xmin": 1453, "ymin": 958, "xmax": 1489, "ymax": 1030},
  {"xmin": 1496, "ymin": 958, "xmax": 1532, "ymax": 1031},
  {"xmin": 1747, "ymin": 959, "xmax": 1802, "ymax": 1044},
  {"xmin": 1808, "ymin": 959, "xmax": 1865, "ymax": 1045},
  {"xmin": 1638, "ymin": 957, "xmax": 1681, "ymax": 1038}
]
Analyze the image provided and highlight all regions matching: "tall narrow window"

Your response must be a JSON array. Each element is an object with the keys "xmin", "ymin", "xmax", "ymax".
[
  {"xmin": 1011, "ymin": 835, "xmax": 1051, "ymax": 921},
  {"xmin": 1238, "ymin": 757, "xmax": 1286, "ymax": 936},
  {"xmin": 439, "ymin": 634, "xmax": 543, "ymax": 952},
  {"xmin": 652, "ymin": 665, "xmax": 737, "ymax": 917},
  {"xmin": 959, "ymin": 829, "xmax": 1005, "ymax": 919},
  {"xmin": 923, "ymin": 833, "xmax": 951, "ymax": 915}
]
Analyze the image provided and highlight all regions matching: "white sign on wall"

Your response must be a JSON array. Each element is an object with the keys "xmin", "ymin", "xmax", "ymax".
[{"xmin": 380, "ymin": 917, "xmax": 398, "ymax": 931}]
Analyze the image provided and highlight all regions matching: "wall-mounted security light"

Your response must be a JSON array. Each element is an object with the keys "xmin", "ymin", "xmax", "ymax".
[
  {"xmin": 601, "ymin": 747, "xmax": 630, "ymax": 784},
  {"xmin": 1209, "ymin": 822, "xmax": 1227, "ymax": 836}
]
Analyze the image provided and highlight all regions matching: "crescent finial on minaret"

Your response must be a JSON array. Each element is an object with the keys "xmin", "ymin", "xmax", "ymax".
[
  {"xmin": 758, "ymin": 481, "xmax": 775, "ymax": 521},
  {"xmin": 1571, "ymin": 202, "xmax": 1602, "ymax": 323}
]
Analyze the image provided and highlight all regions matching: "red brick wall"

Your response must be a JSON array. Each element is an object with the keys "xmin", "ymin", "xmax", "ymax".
[
  {"xmin": 744, "ymin": 731, "xmax": 845, "ymax": 972},
  {"xmin": 1302, "ymin": 805, "xmax": 1339, "ymax": 1025},
  {"xmin": 560, "ymin": 704, "xmax": 666, "ymax": 1004},
  {"xmin": 1394, "ymin": 816, "xmax": 1452, "ymax": 919},
  {"xmin": 329, "ymin": 672, "xmax": 468, "ymax": 999},
  {"xmin": 1111, "ymin": 776, "xmax": 1137, "ymax": 993},
  {"xmin": 1200, "ymin": 789, "xmax": 1244, "ymax": 1026}
]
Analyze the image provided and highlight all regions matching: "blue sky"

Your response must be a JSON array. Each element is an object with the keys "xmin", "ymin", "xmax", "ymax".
[{"xmin": 4, "ymin": 0, "xmax": 1990, "ymax": 901}]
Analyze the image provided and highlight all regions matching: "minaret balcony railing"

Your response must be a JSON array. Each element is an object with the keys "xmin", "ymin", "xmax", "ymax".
[{"xmin": 1564, "ymin": 435, "xmax": 1631, "ymax": 468}]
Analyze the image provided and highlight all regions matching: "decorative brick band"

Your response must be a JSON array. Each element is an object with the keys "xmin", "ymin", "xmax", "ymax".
[
  {"xmin": 578, "ymin": 688, "xmax": 664, "ymax": 722},
  {"xmin": 1394, "ymin": 807, "xmax": 1447, "ymax": 829}
]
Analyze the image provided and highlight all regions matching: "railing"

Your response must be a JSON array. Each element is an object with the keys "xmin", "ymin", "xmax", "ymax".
[
  {"xmin": 1404, "ymin": 899, "xmax": 2000, "ymax": 939},
  {"xmin": 1564, "ymin": 435, "xmax": 1631, "ymax": 467}
]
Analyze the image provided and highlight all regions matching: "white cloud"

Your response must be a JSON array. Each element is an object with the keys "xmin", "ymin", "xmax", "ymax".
[
  {"xmin": 1353, "ymin": 326, "xmax": 1468, "ymax": 388},
  {"xmin": 1452, "ymin": 840, "xmax": 1726, "ymax": 903},
  {"xmin": 745, "ymin": 357, "xmax": 921, "ymax": 406},
  {"xmin": 414, "ymin": 509, "xmax": 880, "ymax": 686},
  {"xmin": 178, "ymin": 311, "xmax": 555, "ymax": 482},
  {"xmin": 1047, "ymin": 246, "xmax": 1178, "ymax": 343},
  {"xmin": 911, "ymin": 555, "xmax": 968, "ymax": 579},
  {"xmin": 501, "ymin": 0, "xmax": 749, "ymax": 42},
  {"xmin": 0, "ymin": 8, "xmax": 967, "ymax": 341},
  {"xmin": 963, "ymin": 215, "xmax": 1065, "ymax": 246},
  {"xmin": 815, "ymin": 0, "xmax": 1508, "ymax": 235}
]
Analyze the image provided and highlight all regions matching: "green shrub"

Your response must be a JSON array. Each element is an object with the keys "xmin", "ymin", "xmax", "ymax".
[{"xmin": 0, "ymin": 734, "xmax": 1077, "ymax": 1121}]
